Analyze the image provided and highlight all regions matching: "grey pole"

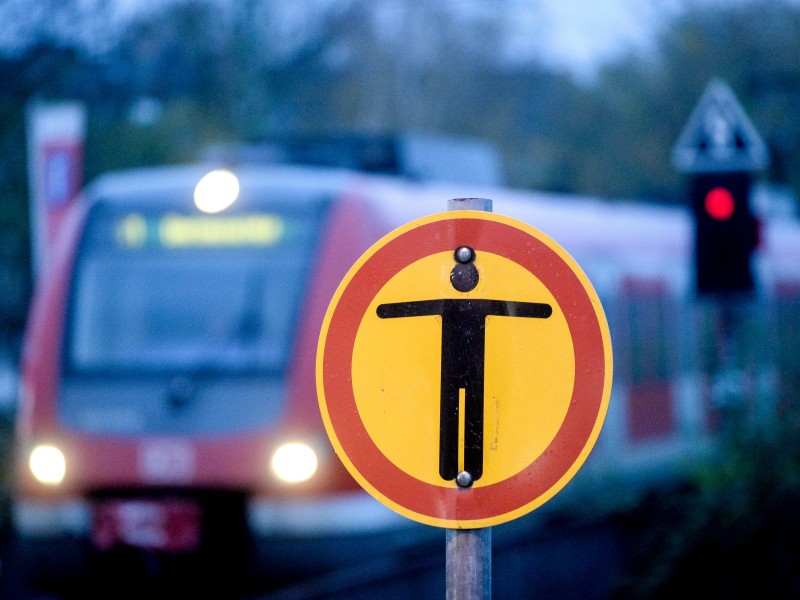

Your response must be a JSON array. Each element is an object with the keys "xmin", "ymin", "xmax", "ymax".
[
  {"xmin": 448, "ymin": 197, "xmax": 493, "ymax": 212},
  {"xmin": 446, "ymin": 528, "xmax": 491, "ymax": 600},
  {"xmin": 445, "ymin": 197, "xmax": 492, "ymax": 600}
]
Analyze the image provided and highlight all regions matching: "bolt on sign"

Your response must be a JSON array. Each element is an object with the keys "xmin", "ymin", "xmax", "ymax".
[{"xmin": 316, "ymin": 210, "xmax": 613, "ymax": 529}]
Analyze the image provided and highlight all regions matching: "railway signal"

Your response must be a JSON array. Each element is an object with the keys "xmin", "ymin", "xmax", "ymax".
[
  {"xmin": 690, "ymin": 172, "xmax": 759, "ymax": 294},
  {"xmin": 672, "ymin": 78, "xmax": 769, "ymax": 296}
]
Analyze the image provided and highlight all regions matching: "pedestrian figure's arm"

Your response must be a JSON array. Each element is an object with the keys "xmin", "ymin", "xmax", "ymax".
[
  {"xmin": 377, "ymin": 300, "xmax": 446, "ymax": 319},
  {"xmin": 485, "ymin": 300, "xmax": 552, "ymax": 319}
]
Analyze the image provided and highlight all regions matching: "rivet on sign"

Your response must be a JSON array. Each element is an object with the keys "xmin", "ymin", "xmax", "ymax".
[
  {"xmin": 456, "ymin": 471, "xmax": 474, "ymax": 488},
  {"xmin": 455, "ymin": 246, "xmax": 474, "ymax": 264}
]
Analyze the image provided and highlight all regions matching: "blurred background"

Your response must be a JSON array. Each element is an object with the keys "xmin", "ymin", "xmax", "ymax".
[{"xmin": 2, "ymin": 0, "xmax": 800, "ymax": 598}]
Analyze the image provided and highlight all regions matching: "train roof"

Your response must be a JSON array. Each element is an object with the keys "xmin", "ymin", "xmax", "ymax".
[
  {"xmin": 80, "ymin": 162, "xmax": 800, "ymax": 275},
  {"xmin": 83, "ymin": 162, "xmax": 360, "ymax": 206}
]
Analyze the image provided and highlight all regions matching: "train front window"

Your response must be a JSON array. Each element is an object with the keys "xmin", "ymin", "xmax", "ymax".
[{"xmin": 67, "ymin": 203, "xmax": 325, "ymax": 374}]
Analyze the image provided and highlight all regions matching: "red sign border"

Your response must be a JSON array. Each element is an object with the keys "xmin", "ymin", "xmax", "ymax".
[{"xmin": 319, "ymin": 212, "xmax": 611, "ymax": 526}]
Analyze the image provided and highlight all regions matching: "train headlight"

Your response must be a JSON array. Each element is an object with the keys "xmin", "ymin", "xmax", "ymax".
[
  {"xmin": 194, "ymin": 169, "xmax": 239, "ymax": 213},
  {"xmin": 271, "ymin": 442, "xmax": 318, "ymax": 484},
  {"xmin": 29, "ymin": 444, "xmax": 66, "ymax": 486}
]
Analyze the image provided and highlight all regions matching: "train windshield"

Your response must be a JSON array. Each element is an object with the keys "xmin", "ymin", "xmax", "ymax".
[{"xmin": 66, "ymin": 200, "xmax": 326, "ymax": 375}]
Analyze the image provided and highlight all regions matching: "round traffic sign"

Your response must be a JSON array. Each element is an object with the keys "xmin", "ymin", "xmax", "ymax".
[{"xmin": 317, "ymin": 211, "xmax": 612, "ymax": 528}]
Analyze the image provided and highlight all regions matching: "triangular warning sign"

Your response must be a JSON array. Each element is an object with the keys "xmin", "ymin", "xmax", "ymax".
[{"xmin": 672, "ymin": 78, "xmax": 769, "ymax": 173}]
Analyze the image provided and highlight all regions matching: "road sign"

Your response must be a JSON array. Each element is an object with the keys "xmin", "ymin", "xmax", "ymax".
[
  {"xmin": 316, "ymin": 211, "xmax": 613, "ymax": 528},
  {"xmin": 672, "ymin": 78, "xmax": 769, "ymax": 174},
  {"xmin": 26, "ymin": 100, "xmax": 86, "ymax": 276}
]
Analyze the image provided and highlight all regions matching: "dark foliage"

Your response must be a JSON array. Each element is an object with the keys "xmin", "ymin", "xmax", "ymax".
[{"xmin": 615, "ymin": 409, "xmax": 800, "ymax": 598}]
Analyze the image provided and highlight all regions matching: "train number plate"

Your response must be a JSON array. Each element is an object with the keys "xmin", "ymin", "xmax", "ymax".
[{"xmin": 92, "ymin": 498, "xmax": 201, "ymax": 552}]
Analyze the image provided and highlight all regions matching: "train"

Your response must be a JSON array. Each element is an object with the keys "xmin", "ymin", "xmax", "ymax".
[{"xmin": 9, "ymin": 150, "xmax": 800, "ymax": 593}]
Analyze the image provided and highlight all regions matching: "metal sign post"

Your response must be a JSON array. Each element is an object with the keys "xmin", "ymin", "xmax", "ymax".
[
  {"xmin": 446, "ymin": 197, "xmax": 493, "ymax": 600},
  {"xmin": 446, "ymin": 526, "xmax": 491, "ymax": 599}
]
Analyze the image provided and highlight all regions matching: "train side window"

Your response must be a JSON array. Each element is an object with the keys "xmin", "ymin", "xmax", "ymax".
[
  {"xmin": 617, "ymin": 277, "xmax": 678, "ymax": 442},
  {"xmin": 774, "ymin": 281, "xmax": 800, "ymax": 406}
]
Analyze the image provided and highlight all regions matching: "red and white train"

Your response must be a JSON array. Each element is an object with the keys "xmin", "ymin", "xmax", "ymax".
[{"xmin": 11, "ymin": 155, "xmax": 800, "ymax": 591}]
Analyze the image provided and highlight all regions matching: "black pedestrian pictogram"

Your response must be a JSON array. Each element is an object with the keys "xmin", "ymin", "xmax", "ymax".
[{"xmin": 377, "ymin": 247, "xmax": 552, "ymax": 484}]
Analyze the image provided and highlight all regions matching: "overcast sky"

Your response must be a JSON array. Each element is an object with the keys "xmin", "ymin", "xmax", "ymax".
[{"xmin": 536, "ymin": 0, "xmax": 675, "ymax": 78}]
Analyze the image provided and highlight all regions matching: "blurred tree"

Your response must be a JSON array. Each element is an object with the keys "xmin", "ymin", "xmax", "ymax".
[
  {"xmin": 2, "ymin": 0, "xmax": 800, "ymax": 352},
  {"xmin": 657, "ymin": 0, "xmax": 800, "ymax": 197},
  {"xmin": 85, "ymin": 98, "xmax": 233, "ymax": 175},
  {"xmin": 0, "ymin": 0, "xmax": 116, "ymax": 55},
  {"xmin": 112, "ymin": 1, "xmax": 232, "ymax": 113},
  {"xmin": 570, "ymin": 0, "xmax": 800, "ymax": 202},
  {"xmin": 617, "ymin": 404, "xmax": 800, "ymax": 598}
]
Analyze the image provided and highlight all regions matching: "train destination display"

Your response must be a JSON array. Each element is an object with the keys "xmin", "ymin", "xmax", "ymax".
[{"xmin": 317, "ymin": 210, "xmax": 613, "ymax": 529}]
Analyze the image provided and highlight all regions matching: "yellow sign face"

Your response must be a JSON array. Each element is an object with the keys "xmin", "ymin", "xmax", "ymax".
[
  {"xmin": 317, "ymin": 211, "xmax": 612, "ymax": 528},
  {"xmin": 353, "ymin": 251, "xmax": 575, "ymax": 488}
]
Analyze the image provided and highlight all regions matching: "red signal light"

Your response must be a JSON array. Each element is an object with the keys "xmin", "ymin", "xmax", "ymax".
[{"xmin": 704, "ymin": 187, "xmax": 735, "ymax": 220}]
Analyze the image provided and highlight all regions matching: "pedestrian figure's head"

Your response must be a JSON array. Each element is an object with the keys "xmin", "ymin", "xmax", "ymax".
[{"xmin": 450, "ymin": 246, "xmax": 479, "ymax": 292}]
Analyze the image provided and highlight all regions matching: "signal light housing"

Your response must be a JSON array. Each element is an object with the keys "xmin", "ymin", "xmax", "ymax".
[{"xmin": 690, "ymin": 172, "xmax": 759, "ymax": 296}]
